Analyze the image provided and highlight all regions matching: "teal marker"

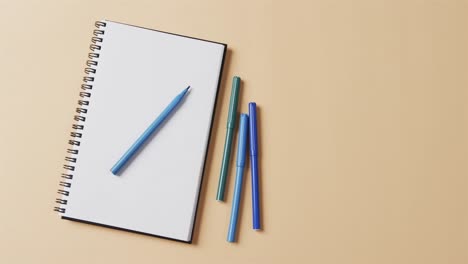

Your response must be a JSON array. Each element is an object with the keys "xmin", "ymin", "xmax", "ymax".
[{"xmin": 216, "ymin": 76, "xmax": 240, "ymax": 201}]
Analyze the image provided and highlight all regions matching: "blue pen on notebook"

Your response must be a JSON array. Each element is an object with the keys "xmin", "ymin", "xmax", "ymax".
[
  {"xmin": 227, "ymin": 114, "xmax": 249, "ymax": 243},
  {"xmin": 111, "ymin": 86, "xmax": 191, "ymax": 175},
  {"xmin": 249, "ymin": 103, "xmax": 260, "ymax": 230}
]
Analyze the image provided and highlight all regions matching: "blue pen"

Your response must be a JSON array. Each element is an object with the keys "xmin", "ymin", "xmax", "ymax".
[
  {"xmin": 111, "ymin": 86, "xmax": 191, "ymax": 175},
  {"xmin": 227, "ymin": 114, "xmax": 249, "ymax": 243},
  {"xmin": 249, "ymin": 103, "xmax": 260, "ymax": 230}
]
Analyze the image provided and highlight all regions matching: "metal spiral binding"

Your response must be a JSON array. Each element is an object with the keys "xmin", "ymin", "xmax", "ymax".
[{"xmin": 54, "ymin": 21, "xmax": 106, "ymax": 214}]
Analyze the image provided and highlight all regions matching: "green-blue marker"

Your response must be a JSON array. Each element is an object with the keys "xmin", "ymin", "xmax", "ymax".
[{"xmin": 216, "ymin": 76, "xmax": 240, "ymax": 201}]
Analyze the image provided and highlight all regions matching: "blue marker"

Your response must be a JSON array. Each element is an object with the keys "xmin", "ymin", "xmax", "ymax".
[
  {"xmin": 111, "ymin": 86, "xmax": 191, "ymax": 175},
  {"xmin": 227, "ymin": 114, "xmax": 249, "ymax": 243},
  {"xmin": 249, "ymin": 103, "xmax": 260, "ymax": 230}
]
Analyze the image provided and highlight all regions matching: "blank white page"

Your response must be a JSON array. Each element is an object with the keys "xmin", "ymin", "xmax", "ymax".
[{"xmin": 61, "ymin": 20, "xmax": 226, "ymax": 242}]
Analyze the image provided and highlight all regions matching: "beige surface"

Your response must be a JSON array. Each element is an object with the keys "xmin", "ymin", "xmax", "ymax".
[{"xmin": 0, "ymin": 0, "xmax": 467, "ymax": 263}]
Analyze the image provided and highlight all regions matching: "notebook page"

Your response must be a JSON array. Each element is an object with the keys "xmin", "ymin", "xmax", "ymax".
[{"xmin": 63, "ymin": 21, "xmax": 225, "ymax": 242}]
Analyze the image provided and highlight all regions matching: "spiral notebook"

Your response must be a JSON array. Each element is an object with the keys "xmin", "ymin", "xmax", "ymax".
[{"xmin": 54, "ymin": 20, "xmax": 226, "ymax": 243}]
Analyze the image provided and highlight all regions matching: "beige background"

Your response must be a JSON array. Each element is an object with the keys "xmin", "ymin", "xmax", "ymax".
[{"xmin": 0, "ymin": 0, "xmax": 467, "ymax": 263}]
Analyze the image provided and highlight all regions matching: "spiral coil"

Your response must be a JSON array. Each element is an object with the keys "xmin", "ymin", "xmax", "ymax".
[{"xmin": 54, "ymin": 21, "xmax": 107, "ymax": 214}]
